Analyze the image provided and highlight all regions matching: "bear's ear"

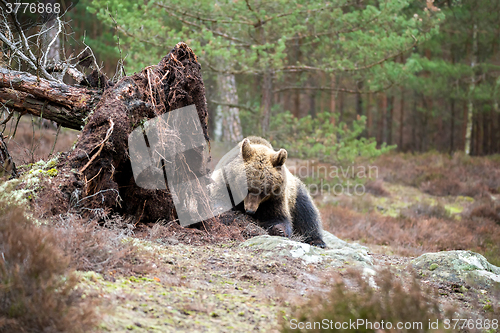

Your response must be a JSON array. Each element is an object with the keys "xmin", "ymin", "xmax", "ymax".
[
  {"xmin": 272, "ymin": 149, "xmax": 287, "ymax": 167},
  {"xmin": 241, "ymin": 139, "xmax": 254, "ymax": 161}
]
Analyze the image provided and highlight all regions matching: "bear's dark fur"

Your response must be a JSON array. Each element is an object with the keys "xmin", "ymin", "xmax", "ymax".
[{"xmin": 211, "ymin": 136, "xmax": 326, "ymax": 248}]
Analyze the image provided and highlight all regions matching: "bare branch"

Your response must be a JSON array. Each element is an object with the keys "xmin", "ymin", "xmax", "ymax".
[
  {"xmin": 0, "ymin": 0, "xmax": 57, "ymax": 81},
  {"xmin": 43, "ymin": 17, "xmax": 63, "ymax": 67}
]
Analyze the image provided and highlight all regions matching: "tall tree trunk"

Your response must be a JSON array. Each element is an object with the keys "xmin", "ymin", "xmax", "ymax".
[
  {"xmin": 376, "ymin": 93, "xmax": 383, "ymax": 145},
  {"xmin": 293, "ymin": 85, "xmax": 300, "ymax": 118},
  {"xmin": 309, "ymin": 89, "xmax": 316, "ymax": 118},
  {"xmin": 462, "ymin": 101, "xmax": 468, "ymax": 151},
  {"xmin": 379, "ymin": 93, "xmax": 387, "ymax": 144},
  {"xmin": 496, "ymin": 101, "xmax": 500, "ymax": 154},
  {"xmin": 450, "ymin": 98, "xmax": 455, "ymax": 153},
  {"xmin": 261, "ymin": 71, "xmax": 272, "ymax": 135},
  {"xmin": 477, "ymin": 105, "xmax": 483, "ymax": 155},
  {"xmin": 472, "ymin": 112, "xmax": 477, "ymax": 155},
  {"xmin": 320, "ymin": 73, "xmax": 326, "ymax": 114},
  {"xmin": 339, "ymin": 91, "xmax": 345, "ymax": 124},
  {"xmin": 293, "ymin": 38, "xmax": 302, "ymax": 118},
  {"xmin": 494, "ymin": 83, "xmax": 500, "ymax": 154},
  {"xmin": 330, "ymin": 74, "xmax": 336, "ymax": 125},
  {"xmin": 421, "ymin": 96, "xmax": 429, "ymax": 152},
  {"xmin": 412, "ymin": 93, "xmax": 417, "ymax": 153},
  {"xmin": 356, "ymin": 82, "xmax": 363, "ymax": 116},
  {"xmin": 367, "ymin": 93, "xmax": 373, "ymax": 138},
  {"xmin": 465, "ymin": 23, "xmax": 478, "ymax": 155},
  {"xmin": 487, "ymin": 108, "xmax": 493, "ymax": 155},
  {"xmin": 387, "ymin": 95, "xmax": 394, "ymax": 145},
  {"xmin": 399, "ymin": 89, "xmax": 404, "ymax": 150},
  {"xmin": 215, "ymin": 74, "xmax": 243, "ymax": 142},
  {"xmin": 398, "ymin": 55, "xmax": 405, "ymax": 150}
]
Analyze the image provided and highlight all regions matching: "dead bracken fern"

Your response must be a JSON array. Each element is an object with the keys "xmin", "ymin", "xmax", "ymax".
[{"xmin": 0, "ymin": 200, "xmax": 99, "ymax": 333}]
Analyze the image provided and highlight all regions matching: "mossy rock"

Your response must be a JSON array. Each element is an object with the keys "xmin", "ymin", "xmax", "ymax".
[
  {"xmin": 411, "ymin": 250, "xmax": 500, "ymax": 290},
  {"xmin": 240, "ymin": 231, "xmax": 372, "ymax": 267}
]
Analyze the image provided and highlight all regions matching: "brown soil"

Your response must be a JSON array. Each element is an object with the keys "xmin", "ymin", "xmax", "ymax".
[{"xmin": 133, "ymin": 211, "xmax": 267, "ymax": 246}]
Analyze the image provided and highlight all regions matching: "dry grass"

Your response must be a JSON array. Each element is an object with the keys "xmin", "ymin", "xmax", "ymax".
[
  {"xmin": 283, "ymin": 268, "xmax": 449, "ymax": 332},
  {"xmin": 53, "ymin": 214, "xmax": 156, "ymax": 276},
  {"xmin": 321, "ymin": 204, "xmax": 500, "ymax": 266},
  {"xmin": 0, "ymin": 200, "xmax": 99, "ymax": 333},
  {"xmin": 376, "ymin": 152, "xmax": 500, "ymax": 198},
  {"xmin": 2, "ymin": 115, "xmax": 79, "ymax": 165}
]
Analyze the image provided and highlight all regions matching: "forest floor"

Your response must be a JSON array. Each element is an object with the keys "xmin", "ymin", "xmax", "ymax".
[
  {"xmin": 77, "ymin": 154, "xmax": 500, "ymax": 332},
  {"xmin": 1, "ymin": 120, "xmax": 500, "ymax": 332}
]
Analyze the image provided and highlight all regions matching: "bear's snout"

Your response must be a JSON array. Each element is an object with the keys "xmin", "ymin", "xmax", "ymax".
[{"xmin": 244, "ymin": 193, "xmax": 260, "ymax": 215}]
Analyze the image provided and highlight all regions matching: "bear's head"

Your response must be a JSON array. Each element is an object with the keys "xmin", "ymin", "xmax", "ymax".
[{"xmin": 241, "ymin": 138, "xmax": 287, "ymax": 214}]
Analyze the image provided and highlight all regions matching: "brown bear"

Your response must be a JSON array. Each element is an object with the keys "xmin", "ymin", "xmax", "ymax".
[{"xmin": 210, "ymin": 136, "xmax": 326, "ymax": 248}]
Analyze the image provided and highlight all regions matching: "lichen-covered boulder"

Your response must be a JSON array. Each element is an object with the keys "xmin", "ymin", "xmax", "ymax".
[
  {"xmin": 240, "ymin": 230, "xmax": 372, "ymax": 266},
  {"xmin": 411, "ymin": 250, "xmax": 500, "ymax": 289}
]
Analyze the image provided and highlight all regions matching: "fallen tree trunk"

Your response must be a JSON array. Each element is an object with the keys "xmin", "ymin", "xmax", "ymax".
[{"xmin": 0, "ymin": 68, "xmax": 101, "ymax": 130}]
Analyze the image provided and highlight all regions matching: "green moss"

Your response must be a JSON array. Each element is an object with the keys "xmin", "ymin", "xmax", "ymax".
[
  {"xmin": 46, "ymin": 168, "xmax": 58, "ymax": 177},
  {"xmin": 444, "ymin": 204, "xmax": 463, "ymax": 215},
  {"xmin": 429, "ymin": 263, "xmax": 439, "ymax": 271},
  {"xmin": 46, "ymin": 159, "xmax": 58, "ymax": 169}
]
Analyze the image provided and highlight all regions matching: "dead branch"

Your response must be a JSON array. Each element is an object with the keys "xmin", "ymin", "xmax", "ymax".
[{"xmin": 0, "ymin": 68, "xmax": 101, "ymax": 129}]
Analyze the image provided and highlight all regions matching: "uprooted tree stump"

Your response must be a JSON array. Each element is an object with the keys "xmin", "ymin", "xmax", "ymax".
[
  {"xmin": 63, "ymin": 43, "xmax": 213, "ymax": 223},
  {"xmin": 1, "ymin": 42, "xmax": 263, "ymax": 241}
]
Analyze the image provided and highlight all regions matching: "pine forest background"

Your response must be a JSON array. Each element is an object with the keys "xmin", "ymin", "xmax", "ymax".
[{"xmin": 21, "ymin": 0, "xmax": 500, "ymax": 157}]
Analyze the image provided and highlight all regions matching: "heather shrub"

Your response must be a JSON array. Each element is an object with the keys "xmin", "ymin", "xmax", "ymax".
[
  {"xmin": 54, "ymin": 214, "xmax": 154, "ymax": 275},
  {"xmin": 469, "ymin": 203, "xmax": 500, "ymax": 225},
  {"xmin": 375, "ymin": 152, "xmax": 500, "ymax": 198},
  {"xmin": 0, "ymin": 200, "xmax": 98, "ymax": 333},
  {"xmin": 321, "ymin": 204, "xmax": 500, "ymax": 263},
  {"xmin": 399, "ymin": 202, "xmax": 450, "ymax": 220},
  {"xmin": 283, "ymin": 269, "xmax": 448, "ymax": 332}
]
